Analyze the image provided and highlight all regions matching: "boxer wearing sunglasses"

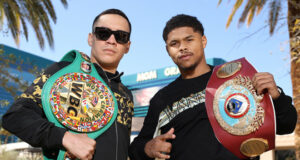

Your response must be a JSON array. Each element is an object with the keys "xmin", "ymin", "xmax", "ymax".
[
  {"xmin": 93, "ymin": 27, "xmax": 130, "ymax": 44},
  {"xmin": 88, "ymin": 10, "xmax": 131, "ymax": 74},
  {"xmin": 2, "ymin": 8, "xmax": 134, "ymax": 160}
]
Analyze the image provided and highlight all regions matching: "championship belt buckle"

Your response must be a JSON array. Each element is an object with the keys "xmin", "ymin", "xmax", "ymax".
[
  {"xmin": 49, "ymin": 72, "xmax": 115, "ymax": 133},
  {"xmin": 205, "ymin": 58, "xmax": 276, "ymax": 159}
]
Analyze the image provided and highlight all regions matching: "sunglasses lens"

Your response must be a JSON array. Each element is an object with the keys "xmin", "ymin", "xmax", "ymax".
[
  {"xmin": 114, "ymin": 31, "xmax": 130, "ymax": 44},
  {"xmin": 94, "ymin": 27, "xmax": 130, "ymax": 44},
  {"xmin": 94, "ymin": 27, "xmax": 111, "ymax": 41}
]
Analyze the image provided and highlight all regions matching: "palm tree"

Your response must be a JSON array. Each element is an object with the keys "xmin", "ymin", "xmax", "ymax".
[
  {"xmin": 0, "ymin": 0, "xmax": 68, "ymax": 50},
  {"xmin": 218, "ymin": 0, "xmax": 300, "ymax": 158}
]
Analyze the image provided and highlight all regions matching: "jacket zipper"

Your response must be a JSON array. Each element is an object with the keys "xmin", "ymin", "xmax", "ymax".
[{"xmin": 102, "ymin": 71, "xmax": 118, "ymax": 160}]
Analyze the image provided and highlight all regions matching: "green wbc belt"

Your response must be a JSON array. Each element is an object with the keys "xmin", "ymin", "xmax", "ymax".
[{"xmin": 41, "ymin": 50, "xmax": 118, "ymax": 160}]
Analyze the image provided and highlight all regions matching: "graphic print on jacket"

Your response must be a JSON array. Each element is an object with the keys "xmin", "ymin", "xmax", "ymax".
[
  {"xmin": 114, "ymin": 91, "xmax": 134, "ymax": 130},
  {"xmin": 154, "ymin": 90, "xmax": 206, "ymax": 136},
  {"xmin": 19, "ymin": 73, "xmax": 50, "ymax": 108}
]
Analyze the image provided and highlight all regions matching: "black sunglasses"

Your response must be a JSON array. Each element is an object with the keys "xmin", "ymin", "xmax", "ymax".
[{"xmin": 93, "ymin": 27, "xmax": 130, "ymax": 44}]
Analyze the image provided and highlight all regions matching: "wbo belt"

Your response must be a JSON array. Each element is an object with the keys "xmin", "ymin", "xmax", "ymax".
[
  {"xmin": 41, "ymin": 50, "xmax": 118, "ymax": 160},
  {"xmin": 205, "ymin": 58, "xmax": 275, "ymax": 159}
]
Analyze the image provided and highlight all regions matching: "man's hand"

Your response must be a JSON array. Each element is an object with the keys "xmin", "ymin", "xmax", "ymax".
[
  {"xmin": 252, "ymin": 72, "xmax": 280, "ymax": 100},
  {"xmin": 145, "ymin": 128, "xmax": 176, "ymax": 159},
  {"xmin": 62, "ymin": 132, "xmax": 96, "ymax": 160}
]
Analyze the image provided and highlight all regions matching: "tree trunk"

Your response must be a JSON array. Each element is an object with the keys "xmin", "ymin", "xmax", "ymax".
[{"xmin": 288, "ymin": 0, "xmax": 300, "ymax": 159}]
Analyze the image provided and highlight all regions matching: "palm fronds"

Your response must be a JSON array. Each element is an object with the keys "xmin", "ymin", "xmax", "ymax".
[
  {"xmin": 269, "ymin": 0, "xmax": 281, "ymax": 35},
  {"xmin": 0, "ymin": 0, "xmax": 68, "ymax": 50},
  {"xmin": 219, "ymin": 0, "xmax": 282, "ymax": 35},
  {"xmin": 226, "ymin": 0, "xmax": 244, "ymax": 28}
]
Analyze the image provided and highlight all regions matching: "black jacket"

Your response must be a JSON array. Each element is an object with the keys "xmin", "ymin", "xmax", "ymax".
[
  {"xmin": 2, "ymin": 61, "xmax": 134, "ymax": 160},
  {"xmin": 129, "ymin": 67, "xmax": 297, "ymax": 160}
]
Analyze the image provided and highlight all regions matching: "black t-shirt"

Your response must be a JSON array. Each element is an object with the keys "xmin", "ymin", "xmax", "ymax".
[{"xmin": 157, "ymin": 69, "xmax": 238, "ymax": 160}]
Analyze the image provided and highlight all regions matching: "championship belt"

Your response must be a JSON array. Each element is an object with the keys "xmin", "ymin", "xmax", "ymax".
[
  {"xmin": 205, "ymin": 58, "xmax": 276, "ymax": 159},
  {"xmin": 41, "ymin": 50, "xmax": 118, "ymax": 160}
]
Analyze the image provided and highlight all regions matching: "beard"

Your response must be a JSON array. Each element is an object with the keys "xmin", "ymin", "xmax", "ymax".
[
  {"xmin": 179, "ymin": 63, "xmax": 197, "ymax": 71},
  {"xmin": 177, "ymin": 60, "xmax": 199, "ymax": 72}
]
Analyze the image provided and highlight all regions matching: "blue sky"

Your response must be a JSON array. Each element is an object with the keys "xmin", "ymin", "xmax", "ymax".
[{"xmin": 1, "ymin": 0, "xmax": 292, "ymax": 96}]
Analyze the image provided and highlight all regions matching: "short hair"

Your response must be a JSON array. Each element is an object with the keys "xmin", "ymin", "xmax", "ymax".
[
  {"xmin": 92, "ymin": 8, "xmax": 132, "ymax": 34},
  {"xmin": 162, "ymin": 14, "xmax": 204, "ymax": 42}
]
